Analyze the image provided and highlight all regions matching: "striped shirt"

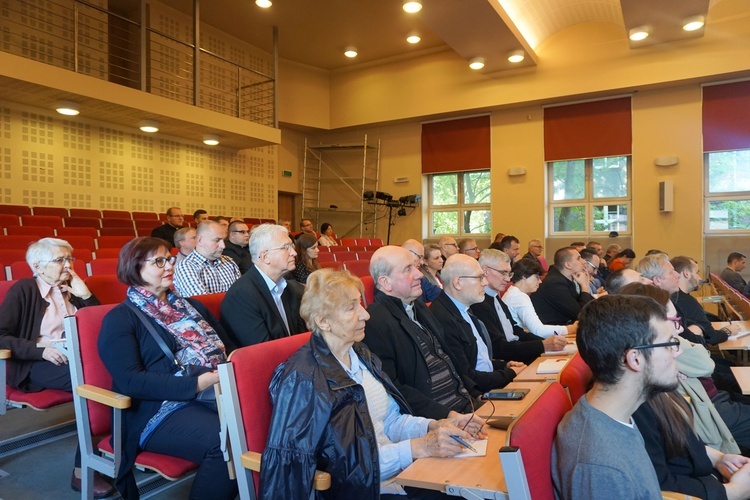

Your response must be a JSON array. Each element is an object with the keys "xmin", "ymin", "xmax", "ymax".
[{"xmin": 173, "ymin": 251, "xmax": 240, "ymax": 297}]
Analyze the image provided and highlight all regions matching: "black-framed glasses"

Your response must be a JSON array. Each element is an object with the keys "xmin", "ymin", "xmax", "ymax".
[
  {"xmin": 485, "ymin": 265, "xmax": 513, "ymax": 278},
  {"xmin": 231, "ymin": 230, "xmax": 250, "ymax": 234},
  {"xmin": 265, "ymin": 243, "xmax": 294, "ymax": 253},
  {"xmin": 407, "ymin": 248, "xmax": 424, "ymax": 261},
  {"xmin": 631, "ymin": 335, "xmax": 681, "ymax": 352},
  {"xmin": 459, "ymin": 274, "xmax": 486, "ymax": 281},
  {"xmin": 445, "ymin": 243, "xmax": 458, "ymax": 247},
  {"xmin": 44, "ymin": 257, "xmax": 76, "ymax": 265},
  {"xmin": 144, "ymin": 256, "xmax": 177, "ymax": 268},
  {"xmin": 667, "ymin": 316, "xmax": 682, "ymax": 330},
  {"xmin": 465, "ymin": 246, "xmax": 480, "ymax": 253}
]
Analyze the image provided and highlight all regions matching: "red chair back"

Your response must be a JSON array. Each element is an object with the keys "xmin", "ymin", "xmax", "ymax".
[
  {"xmin": 69, "ymin": 208, "xmax": 102, "ymax": 218},
  {"xmin": 9, "ymin": 261, "xmax": 32, "ymax": 280},
  {"xmin": 100, "ymin": 219, "xmax": 135, "ymax": 229},
  {"xmin": 84, "ymin": 276, "xmax": 129, "ymax": 305},
  {"xmin": 62, "ymin": 235, "xmax": 96, "ymax": 252},
  {"xmin": 6, "ymin": 226, "xmax": 54, "ymax": 237},
  {"xmin": 101, "ymin": 210, "xmax": 131, "ymax": 219},
  {"xmin": 99, "ymin": 227, "xmax": 136, "ymax": 237},
  {"xmin": 131, "ymin": 211, "xmax": 159, "ymax": 220},
  {"xmin": 63, "ymin": 216, "xmax": 100, "ymax": 229},
  {"xmin": 227, "ymin": 332, "xmax": 312, "ymax": 492},
  {"xmin": 353, "ymin": 238, "xmax": 370, "ymax": 246},
  {"xmin": 507, "ymin": 382, "xmax": 572, "ymax": 500},
  {"xmin": 370, "ymin": 238, "xmax": 383, "ymax": 247},
  {"xmin": 357, "ymin": 251, "xmax": 374, "ymax": 261},
  {"xmin": 339, "ymin": 238, "xmax": 357, "ymax": 247},
  {"xmin": 0, "ymin": 205, "xmax": 31, "ymax": 216},
  {"xmin": 333, "ymin": 251, "xmax": 356, "ymax": 262},
  {"xmin": 89, "ymin": 258, "xmax": 119, "ymax": 276},
  {"xmin": 192, "ymin": 292, "xmax": 225, "ymax": 320},
  {"xmin": 31, "ymin": 206, "xmax": 68, "ymax": 217},
  {"xmin": 360, "ymin": 275, "xmax": 376, "ymax": 307},
  {"xmin": 0, "ymin": 213, "xmax": 21, "ymax": 227},
  {"xmin": 96, "ymin": 235, "xmax": 134, "ymax": 249},
  {"xmin": 0, "ymin": 280, "xmax": 18, "ymax": 303},
  {"xmin": 135, "ymin": 220, "xmax": 160, "ymax": 236},
  {"xmin": 0, "ymin": 235, "xmax": 36, "ymax": 249},
  {"xmin": 22, "ymin": 214, "xmax": 63, "ymax": 228},
  {"xmin": 56, "ymin": 227, "xmax": 98, "ymax": 238},
  {"xmin": 559, "ymin": 353, "xmax": 592, "ymax": 405},
  {"xmin": 320, "ymin": 261, "xmax": 343, "ymax": 270},
  {"xmin": 317, "ymin": 252, "xmax": 336, "ymax": 263},
  {"xmin": 343, "ymin": 260, "xmax": 370, "ymax": 278},
  {"xmin": 94, "ymin": 248, "xmax": 122, "ymax": 259}
]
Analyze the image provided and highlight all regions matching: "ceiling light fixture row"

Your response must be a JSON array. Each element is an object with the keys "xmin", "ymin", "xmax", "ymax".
[
  {"xmin": 468, "ymin": 50, "xmax": 525, "ymax": 70},
  {"xmin": 629, "ymin": 15, "xmax": 705, "ymax": 42}
]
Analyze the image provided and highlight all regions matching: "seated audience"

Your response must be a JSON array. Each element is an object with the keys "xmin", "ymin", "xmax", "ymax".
[
  {"xmin": 173, "ymin": 220, "xmax": 240, "ymax": 297},
  {"xmin": 504, "ymin": 258, "xmax": 576, "ymax": 338},
  {"xmin": 530, "ymin": 246, "xmax": 593, "ymax": 325},
  {"xmin": 608, "ymin": 248, "xmax": 636, "ymax": 272},
  {"xmin": 364, "ymin": 246, "xmax": 478, "ymax": 419},
  {"xmin": 221, "ymin": 224, "xmax": 307, "ymax": 346},
  {"xmin": 317, "ymin": 222, "xmax": 338, "ymax": 247},
  {"xmin": 259, "ymin": 269, "xmax": 485, "ymax": 499},
  {"xmin": 173, "ymin": 227, "xmax": 196, "ymax": 265},
  {"xmin": 472, "ymin": 249, "xmax": 566, "ymax": 364},
  {"xmin": 421, "ymin": 243, "xmax": 443, "ymax": 289},
  {"xmin": 193, "ymin": 209, "xmax": 209, "ymax": 225},
  {"xmin": 98, "ymin": 237, "xmax": 236, "ymax": 499},
  {"xmin": 457, "ymin": 238, "xmax": 480, "ymax": 260},
  {"xmin": 498, "ymin": 235, "xmax": 521, "ymax": 263},
  {"xmin": 0, "ymin": 238, "xmax": 110, "ymax": 496},
  {"xmin": 151, "ymin": 207, "xmax": 184, "ymax": 248},
  {"xmin": 291, "ymin": 233, "xmax": 321, "ymax": 283},
  {"xmin": 430, "ymin": 255, "xmax": 525, "ymax": 396},
  {"xmin": 552, "ymin": 295, "xmax": 680, "ymax": 499},
  {"xmin": 721, "ymin": 251, "xmax": 748, "ymax": 295},
  {"xmin": 402, "ymin": 239, "xmax": 441, "ymax": 302},
  {"xmin": 223, "ymin": 220, "xmax": 253, "ymax": 274}
]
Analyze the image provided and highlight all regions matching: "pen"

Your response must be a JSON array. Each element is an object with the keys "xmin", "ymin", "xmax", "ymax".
[{"xmin": 451, "ymin": 435, "xmax": 477, "ymax": 453}]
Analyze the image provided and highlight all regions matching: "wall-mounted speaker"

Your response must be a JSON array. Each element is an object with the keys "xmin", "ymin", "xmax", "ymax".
[{"xmin": 659, "ymin": 180, "xmax": 674, "ymax": 212}]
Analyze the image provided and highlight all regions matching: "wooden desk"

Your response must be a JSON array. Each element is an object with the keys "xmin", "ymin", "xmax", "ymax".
[
  {"xmin": 513, "ymin": 355, "xmax": 571, "ymax": 382},
  {"xmin": 396, "ymin": 381, "xmax": 547, "ymax": 497},
  {"xmin": 731, "ymin": 367, "xmax": 750, "ymax": 395},
  {"xmin": 714, "ymin": 321, "xmax": 750, "ymax": 351}
]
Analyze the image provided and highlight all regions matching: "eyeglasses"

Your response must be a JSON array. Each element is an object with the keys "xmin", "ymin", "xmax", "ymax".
[
  {"xmin": 530, "ymin": 245, "xmax": 543, "ymax": 249},
  {"xmin": 445, "ymin": 243, "xmax": 458, "ymax": 247},
  {"xmin": 407, "ymin": 249, "xmax": 424, "ymax": 261},
  {"xmin": 231, "ymin": 230, "xmax": 250, "ymax": 234},
  {"xmin": 667, "ymin": 316, "xmax": 682, "ymax": 330},
  {"xmin": 485, "ymin": 265, "xmax": 513, "ymax": 278},
  {"xmin": 465, "ymin": 246, "xmax": 480, "ymax": 253},
  {"xmin": 44, "ymin": 257, "xmax": 76, "ymax": 265},
  {"xmin": 168, "ymin": 213, "xmax": 184, "ymax": 218},
  {"xmin": 459, "ymin": 274, "xmax": 486, "ymax": 281},
  {"xmin": 266, "ymin": 243, "xmax": 294, "ymax": 253},
  {"xmin": 585, "ymin": 260, "xmax": 598, "ymax": 271},
  {"xmin": 144, "ymin": 256, "xmax": 177, "ymax": 268},
  {"xmin": 631, "ymin": 335, "xmax": 681, "ymax": 353}
]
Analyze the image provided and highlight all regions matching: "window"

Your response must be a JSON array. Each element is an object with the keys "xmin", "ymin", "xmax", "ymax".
[
  {"xmin": 705, "ymin": 149, "xmax": 750, "ymax": 232},
  {"xmin": 429, "ymin": 170, "xmax": 490, "ymax": 236},
  {"xmin": 548, "ymin": 156, "xmax": 631, "ymax": 235}
]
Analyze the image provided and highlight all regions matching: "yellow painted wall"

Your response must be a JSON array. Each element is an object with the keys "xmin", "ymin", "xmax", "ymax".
[{"xmin": 278, "ymin": 60, "xmax": 330, "ymax": 130}]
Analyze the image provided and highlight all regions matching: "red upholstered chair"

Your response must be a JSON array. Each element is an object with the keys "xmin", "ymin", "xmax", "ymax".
[
  {"xmin": 100, "ymin": 210, "xmax": 131, "ymax": 219},
  {"xmin": 0, "ymin": 204, "xmax": 31, "ymax": 216},
  {"xmin": 21, "ymin": 214, "xmax": 63, "ymax": 228},
  {"xmin": 353, "ymin": 238, "xmax": 370, "ymax": 246},
  {"xmin": 327, "ymin": 245, "xmax": 348, "ymax": 253},
  {"xmin": 64, "ymin": 306, "xmax": 197, "ymax": 498},
  {"xmin": 218, "ymin": 332, "xmax": 331, "ymax": 499},
  {"xmin": 500, "ymin": 382, "xmax": 572, "ymax": 500},
  {"xmin": 131, "ymin": 211, "xmax": 159, "ymax": 220},
  {"xmin": 357, "ymin": 251, "xmax": 374, "ymax": 261},
  {"xmin": 84, "ymin": 275, "xmax": 129, "ymax": 305},
  {"xmin": 6, "ymin": 225, "xmax": 54, "ymax": 237},
  {"xmin": 339, "ymin": 238, "xmax": 357, "ymax": 247},
  {"xmin": 332, "ymin": 251, "xmax": 356, "ymax": 262},
  {"xmin": 360, "ymin": 275, "xmax": 376, "ymax": 307},
  {"xmin": 69, "ymin": 208, "xmax": 102, "ymax": 218},
  {"xmin": 348, "ymin": 245, "xmax": 368, "ymax": 252},
  {"xmin": 100, "ymin": 218, "xmax": 135, "ymax": 229},
  {"xmin": 559, "ymin": 353, "xmax": 592, "ymax": 405},
  {"xmin": 31, "ymin": 206, "xmax": 68, "ymax": 217},
  {"xmin": 135, "ymin": 220, "xmax": 161, "ymax": 236},
  {"xmin": 0, "ymin": 213, "xmax": 21, "ymax": 228},
  {"xmin": 63, "ymin": 216, "xmax": 101, "ymax": 229},
  {"xmin": 89, "ymin": 258, "xmax": 119, "ymax": 276},
  {"xmin": 94, "ymin": 248, "xmax": 121, "ymax": 259},
  {"xmin": 317, "ymin": 252, "xmax": 336, "ymax": 263},
  {"xmin": 0, "ymin": 249, "xmax": 28, "ymax": 280},
  {"xmin": 99, "ymin": 227, "xmax": 136, "ymax": 237},
  {"xmin": 192, "ymin": 292, "xmax": 225, "ymax": 320},
  {"xmin": 56, "ymin": 227, "xmax": 99, "ymax": 238},
  {"xmin": 320, "ymin": 261, "xmax": 343, "ymax": 270},
  {"xmin": 343, "ymin": 260, "xmax": 370, "ymax": 278},
  {"xmin": 0, "ymin": 234, "xmax": 37, "ymax": 249},
  {"xmin": 369, "ymin": 238, "xmax": 383, "ymax": 247},
  {"xmin": 96, "ymin": 235, "xmax": 134, "ymax": 249},
  {"xmin": 62, "ymin": 235, "xmax": 97, "ymax": 252}
]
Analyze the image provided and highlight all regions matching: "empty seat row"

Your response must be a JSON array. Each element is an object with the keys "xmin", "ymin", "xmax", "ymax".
[
  {"xmin": 0, "ymin": 234, "xmax": 135, "ymax": 250},
  {"xmin": 0, "ymin": 205, "xmax": 163, "ymax": 220}
]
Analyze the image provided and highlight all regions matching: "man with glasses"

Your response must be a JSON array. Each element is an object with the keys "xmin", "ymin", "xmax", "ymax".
[
  {"xmin": 472, "ymin": 249, "xmax": 567, "ymax": 364},
  {"xmin": 458, "ymin": 238, "xmax": 481, "ymax": 260},
  {"xmin": 173, "ymin": 220, "xmax": 240, "ymax": 297},
  {"xmin": 552, "ymin": 295, "xmax": 681, "ymax": 499},
  {"xmin": 221, "ymin": 224, "xmax": 306, "ymax": 347},
  {"xmin": 430, "ymin": 254, "xmax": 526, "ymax": 396},
  {"xmin": 531, "ymin": 246, "xmax": 593, "ymax": 325},
  {"xmin": 151, "ymin": 206, "xmax": 184, "ymax": 248},
  {"xmin": 438, "ymin": 236, "xmax": 459, "ymax": 264},
  {"xmin": 223, "ymin": 220, "xmax": 253, "ymax": 274},
  {"xmin": 402, "ymin": 239, "xmax": 441, "ymax": 302},
  {"xmin": 580, "ymin": 248, "xmax": 605, "ymax": 295}
]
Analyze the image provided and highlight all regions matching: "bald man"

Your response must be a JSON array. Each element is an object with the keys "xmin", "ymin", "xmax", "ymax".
[
  {"xmin": 402, "ymin": 238, "xmax": 441, "ymax": 302},
  {"xmin": 438, "ymin": 236, "xmax": 458, "ymax": 264}
]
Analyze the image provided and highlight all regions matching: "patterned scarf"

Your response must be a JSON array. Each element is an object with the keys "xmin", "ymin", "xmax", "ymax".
[{"xmin": 127, "ymin": 286, "xmax": 226, "ymax": 369}]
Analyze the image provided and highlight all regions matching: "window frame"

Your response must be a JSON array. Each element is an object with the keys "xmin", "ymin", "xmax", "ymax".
[
  {"xmin": 704, "ymin": 149, "xmax": 750, "ymax": 234},
  {"xmin": 547, "ymin": 156, "xmax": 632, "ymax": 236},
  {"xmin": 428, "ymin": 169, "xmax": 491, "ymax": 237}
]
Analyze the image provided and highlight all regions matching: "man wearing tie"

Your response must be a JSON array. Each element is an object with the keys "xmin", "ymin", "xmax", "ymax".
[
  {"xmin": 471, "ymin": 249, "xmax": 566, "ymax": 365},
  {"xmin": 221, "ymin": 224, "xmax": 306, "ymax": 347},
  {"xmin": 429, "ymin": 254, "xmax": 526, "ymax": 396}
]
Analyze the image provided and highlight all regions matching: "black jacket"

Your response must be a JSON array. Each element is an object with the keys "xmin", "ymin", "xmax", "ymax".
[
  {"xmin": 222, "ymin": 240, "xmax": 253, "ymax": 275},
  {"xmin": 364, "ymin": 291, "xmax": 472, "ymax": 419},
  {"xmin": 429, "ymin": 291, "xmax": 516, "ymax": 395},
  {"xmin": 530, "ymin": 266, "xmax": 593, "ymax": 325},
  {"xmin": 673, "ymin": 290, "xmax": 728, "ymax": 346},
  {"xmin": 471, "ymin": 293, "xmax": 545, "ymax": 365},
  {"xmin": 220, "ymin": 265, "xmax": 306, "ymax": 347},
  {"xmin": 150, "ymin": 224, "xmax": 180, "ymax": 248},
  {"xmin": 259, "ymin": 333, "xmax": 410, "ymax": 499}
]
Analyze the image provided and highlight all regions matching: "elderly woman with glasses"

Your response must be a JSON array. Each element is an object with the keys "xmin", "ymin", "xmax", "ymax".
[
  {"xmin": 502, "ymin": 258, "xmax": 577, "ymax": 338},
  {"xmin": 260, "ymin": 268, "xmax": 485, "ymax": 499},
  {"xmin": 98, "ymin": 237, "xmax": 237, "ymax": 499},
  {"xmin": 0, "ymin": 237, "xmax": 109, "ymax": 495}
]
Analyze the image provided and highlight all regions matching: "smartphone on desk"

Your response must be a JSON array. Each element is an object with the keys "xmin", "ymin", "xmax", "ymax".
[{"xmin": 483, "ymin": 388, "xmax": 529, "ymax": 400}]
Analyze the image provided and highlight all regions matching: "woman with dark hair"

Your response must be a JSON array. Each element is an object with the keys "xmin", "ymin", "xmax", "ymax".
[
  {"xmin": 292, "ymin": 232, "xmax": 321, "ymax": 283},
  {"xmin": 98, "ymin": 237, "xmax": 237, "ymax": 499},
  {"xmin": 317, "ymin": 222, "xmax": 338, "ymax": 247},
  {"xmin": 608, "ymin": 248, "xmax": 636, "ymax": 272},
  {"xmin": 502, "ymin": 258, "xmax": 576, "ymax": 337}
]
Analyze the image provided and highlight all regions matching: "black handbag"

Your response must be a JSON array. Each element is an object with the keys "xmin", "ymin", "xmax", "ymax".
[{"xmin": 125, "ymin": 302, "xmax": 218, "ymax": 409}]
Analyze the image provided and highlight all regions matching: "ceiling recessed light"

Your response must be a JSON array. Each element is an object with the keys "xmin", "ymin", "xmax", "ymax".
[
  {"xmin": 139, "ymin": 120, "xmax": 159, "ymax": 133},
  {"xmin": 255, "ymin": 0, "xmax": 272, "ymax": 8},
  {"xmin": 469, "ymin": 57, "xmax": 485, "ymax": 70},
  {"xmin": 402, "ymin": 1, "xmax": 422, "ymax": 13},
  {"xmin": 344, "ymin": 46, "xmax": 358, "ymax": 58},
  {"xmin": 683, "ymin": 15, "xmax": 705, "ymax": 32},
  {"xmin": 507, "ymin": 50, "xmax": 525, "ymax": 63},
  {"xmin": 55, "ymin": 101, "xmax": 80, "ymax": 116},
  {"xmin": 406, "ymin": 34, "xmax": 421, "ymax": 44},
  {"xmin": 629, "ymin": 27, "xmax": 650, "ymax": 41},
  {"xmin": 203, "ymin": 134, "xmax": 220, "ymax": 146}
]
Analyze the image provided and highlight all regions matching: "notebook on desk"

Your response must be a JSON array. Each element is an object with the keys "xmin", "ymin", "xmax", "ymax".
[
  {"xmin": 728, "ymin": 331, "xmax": 750, "ymax": 341},
  {"xmin": 536, "ymin": 358, "xmax": 567, "ymax": 374}
]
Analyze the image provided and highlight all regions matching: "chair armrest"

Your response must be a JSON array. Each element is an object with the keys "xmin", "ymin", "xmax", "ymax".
[
  {"xmin": 0, "ymin": 349, "xmax": 10, "ymax": 359},
  {"xmin": 75, "ymin": 384, "xmax": 131, "ymax": 409},
  {"xmin": 240, "ymin": 451, "xmax": 331, "ymax": 491},
  {"xmin": 662, "ymin": 491, "xmax": 700, "ymax": 500}
]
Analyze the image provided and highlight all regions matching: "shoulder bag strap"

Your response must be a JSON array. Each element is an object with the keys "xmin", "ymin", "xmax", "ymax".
[{"xmin": 124, "ymin": 300, "xmax": 183, "ymax": 371}]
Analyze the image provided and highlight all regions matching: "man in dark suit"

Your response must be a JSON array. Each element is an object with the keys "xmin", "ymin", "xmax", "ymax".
[
  {"xmin": 429, "ymin": 254, "xmax": 524, "ymax": 395},
  {"xmin": 151, "ymin": 206, "xmax": 184, "ymax": 248},
  {"xmin": 364, "ymin": 246, "xmax": 477, "ymax": 420},
  {"xmin": 531, "ymin": 246, "xmax": 593, "ymax": 325},
  {"xmin": 472, "ymin": 249, "xmax": 567, "ymax": 364},
  {"xmin": 221, "ymin": 224, "xmax": 306, "ymax": 347}
]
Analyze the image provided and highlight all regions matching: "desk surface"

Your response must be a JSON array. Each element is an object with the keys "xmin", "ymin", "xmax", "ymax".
[
  {"xmin": 731, "ymin": 367, "xmax": 750, "ymax": 395},
  {"xmin": 513, "ymin": 355, "xmax": 571, "ymax": 382},
  {"xmin": 714, "ymin": 321, "xmax": 750, "ymax": 350},
  {"xmin": 396, "ymin": 381, "xmax": 546, "ymax": 495}
]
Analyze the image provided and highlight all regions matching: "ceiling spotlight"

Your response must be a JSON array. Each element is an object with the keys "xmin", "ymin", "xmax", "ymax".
[
  {"xmin": 255, "ymin": 0, "xmax": 272, "ymax": 7},
  {"xmin": 628, "ymin": 27, "xmax": 649, "ymax": 41},
  {"xmin": 402, "ymin": 1, "xmax": 422, "ymax": 13},
  {"xmin": 55, "ymin": 101, "xmax": 80, "ymax": 116},
  {"xmin": 139, "ymin": 120, "xmax": 159, "ymax": 133},
  {"xmin": 469, "ymin": 57, "xmax": 485, "ymax": 70},
  {"xmin": 203, "ymin": 134, "xmax": 220, "ymax": 146},
  {"xmin": 507, "ymin": 50, "xmax": 525, "ymax": 63},
  {"xmin": 683, "ymin": 15, "xmax": 705, "ymax": 31},
  {"xmin": 344, "ymin": 46, "xmax": 358, "ymax": 58},
  {"xmin": 406, "ymin": 34, "xmax": 421, "ymax": 44}
]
